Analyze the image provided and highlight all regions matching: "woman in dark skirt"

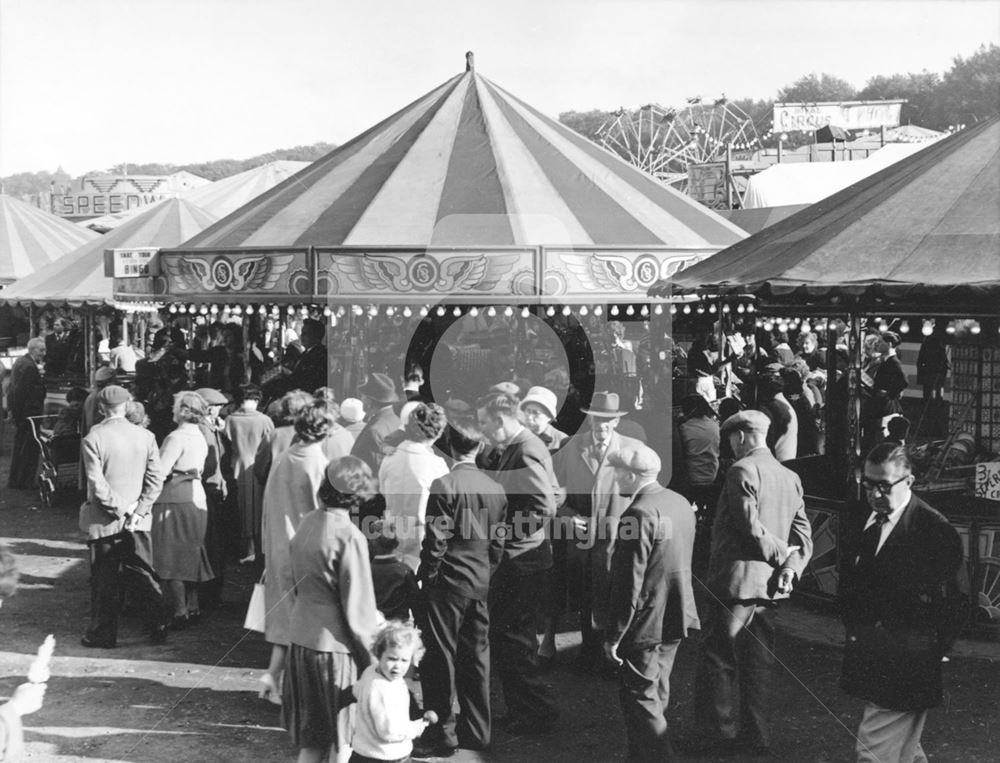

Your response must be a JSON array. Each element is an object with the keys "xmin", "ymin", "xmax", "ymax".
[{"xmin": 283, "ymin": 456, "xmax": 380, "ymax": 763}]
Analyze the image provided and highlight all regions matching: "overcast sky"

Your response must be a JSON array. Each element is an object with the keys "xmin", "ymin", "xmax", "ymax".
[{"xmin": 1, "ymin": 0, "xmax": 997, "ymax": 176}]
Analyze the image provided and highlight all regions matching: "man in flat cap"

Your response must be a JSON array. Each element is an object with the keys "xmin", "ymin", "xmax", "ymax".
[
  {"xmin": 604, "ymin": 444, "xmax": 699, "ymax": 761},
  {"xmin": 79, "ymin": 385, "xmax": 166, "ymax": 648},
  {"xmin": 351, "ymin": 373, "xmax": 401, "ymax": 474},
  {"xmin": 689, "ymin": 409, "xmax": 812, "ymax": 756}
]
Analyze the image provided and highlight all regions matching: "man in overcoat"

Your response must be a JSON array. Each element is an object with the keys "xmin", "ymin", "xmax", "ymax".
[
  {"xmin": 840, "ymin": 443, "xmax": 964, "ymax": 763},
  {"xmin": 476, "ymin": 391, "xmax": 559, "ymax": 735},
  {"xmin": 8, "ymin": 338, "xmax": 47, "ymax": 489},
  {"xmin": 79, "ymin": 385, "xmax": 166, "ymax": 648},
  {"xmin": 604, "ymin": 444, "xmax": 700, "ymax": 762},
  {"xmin": 691, "ymin": 409, "xmax": 813, "ymax": 755},
  {"xmin": 552, "ymin": 391, "xmax": 644, "ymax": 671}
]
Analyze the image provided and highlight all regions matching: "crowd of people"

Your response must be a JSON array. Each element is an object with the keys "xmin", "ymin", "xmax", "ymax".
[{"xmin": 1, "ymin": 310, "xmax": 967, "ymax": 763}]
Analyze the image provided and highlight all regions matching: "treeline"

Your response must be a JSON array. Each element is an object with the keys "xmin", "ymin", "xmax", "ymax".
[
  {"xmin": 1, "ymin": 142, "xmax": 337, "ymax": 198},
  {"xmin": 560, "ymin": 43, "xmax": 1000, "ymax": 149}
]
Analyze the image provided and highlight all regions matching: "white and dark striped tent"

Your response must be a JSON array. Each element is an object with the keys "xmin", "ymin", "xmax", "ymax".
[
  {"xmin": 0, "ymin": 195, "xmax": 99, "ymax": 284},
  {"xmin": 179, "ymin": 64, "xmax": 744, "ymax": 251}
]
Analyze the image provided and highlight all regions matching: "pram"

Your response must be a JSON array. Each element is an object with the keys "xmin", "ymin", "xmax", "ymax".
[{"xmin": 26, "ymin": 415, "xmax": 81, "ymax": 507}]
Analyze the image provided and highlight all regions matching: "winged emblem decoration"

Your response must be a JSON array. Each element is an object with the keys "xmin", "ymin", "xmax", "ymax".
[
  {"xmin": 559, "ymin": 252, "xmax": 639, "ymax": 292},
  {"xmin": 161, "ymin": 254, "xmax": 295, "ymax": 292}
]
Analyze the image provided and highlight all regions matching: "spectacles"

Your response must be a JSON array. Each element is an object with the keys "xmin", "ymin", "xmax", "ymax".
[{"xmin": 861, "ymin": 474, "xmax": 909, "ymax": 495}]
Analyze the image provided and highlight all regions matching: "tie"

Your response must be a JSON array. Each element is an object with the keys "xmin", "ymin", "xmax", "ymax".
[{"xmin": 858, "ymin": 512, "xmax": 889, "ymax": 565}]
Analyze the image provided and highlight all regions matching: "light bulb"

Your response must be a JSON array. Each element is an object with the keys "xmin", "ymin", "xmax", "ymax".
[
  {"xmin": 946, "ymin": 322, "xmax": 956, "ymax": 335},
  {"xmin": 764, "ymin": 321, "xmax": 774, "ymax": 332},
  {"xmin": 562, "ymin": 305, "xmax": 571, "ymax": 316},
  {"xmin": 899, "ymin": 320, "xmax": 909, "ymax": 334},
  {"xmin": 452, "ymin": 306, "xmax": 462, "ymax": 317},
  {"xmin": 487, "ymin": 306, "xmax": 496, "ymax": 317},
  {"xmin": 521, "ymin": 307, "xmax": 530, "ymax": 318},
  {"xmin": 682, "ymin": 305, "xmax": 691, "ymax": 314},
  {"xmin": 611, "ymin": 305, "xmax": 620, "ymax": 316},
  {"xmin": 736, "ymin": 304, "xmax": 745, "ymax": 314},
  {"xmin": 386, "ymin": 306, "xmax": 395, "ymax": 316},
  {"xmin": 504, "ymin": 306, "xmax": 513, "ymax": 317},
  {"xmin": 419, "ymin": 306, "xmax": 429, "ymax": 317},
  {"xmin": 368, "ymin": 305, "xmax": 378, "ymax": 317},
  {"xmin": 594, "ymin": 306, "xmax": 603, "ymax": 316},
  {"xmin": 209, "ymin": 304, "xmax": 218, "ymax": 315},
  {"xmin": 922, "ymin": 321, "xmax": 933, "ymax": 336},
  {"xmin": 436, "ymin": 306, "xmax": 446, "ymax": 317},
  {"xmin": 670, "ymin": 305, "xmax": 677, "ymax": 315},
  {"xmin": 746, "ymin": 304, "xmax": 755, "ymax": 313},
  {"xmin": 168, "ymin": 304, "xmax": 177, "ymax": 314},
  {"xmin": 971, "ymin": 321, "xmax": 981, "ymax": 335},
  {"xmin": 640, "ymin": 305, "xmax": 649, "ymax": 317},
  {"xmin": 626, "ymin": 305, "xmax": 635, "ymax": 316},
  {"xmin": 579, "ymin": 305, "xmax": 589, "ymax": 316},
  {"xmin": 654, "ymin": 304, "xmax": 663, "ymax": 315},
  {"xmin": 469, "ymin": 306, "xmax": 478, "ymax": 317},
  {"xmin": 722, "ymin": 304, "xmax": 730, "ymax": 313},
  {"xmin": 402, "ymin": 306, "xmax": 412, "ymax": 318},
  {"xmin": 199, "ymin": 305, "xmax": 208, "ymax": 315},
  {"xmin": 696, "ymin": 305, "xmax": 705, "ymax": 315},
  {"xmin": 546, "ymin": 306, "xmax": 555, "ymax": 317},
  {"xmin": 708, "ymin": 304, "xmax": 717, "ymax": 314}
]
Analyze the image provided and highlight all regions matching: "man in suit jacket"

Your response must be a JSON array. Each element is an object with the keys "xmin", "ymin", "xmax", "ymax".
[
  {"xmin": 286, "ymin": 318, "xmax": 328, "ymax": 394},
  {"xmin": 604, "ymin": 444, "xmax": 700, "ymax": 762},
  {"xmin": 840, "ymin": 443, "xmax": 964, "ymax": 763},
  {"xmin": 476, "ymin": 391, "xmax": 559, "ymax": 735},
  {"xmin": 691, "ymin": 410, "xmax": 812, "ymax": 755},
  {"xmin": 417, "ymin": 424, "xmax": 508, "ymax": 756},
  {"xmin": 79, "ymin": 385, "xmax": 166, "ymax": 648},
  {"xmin": 7, "ymin": 338, "xmax": 46, "ymax": 489},
  {"xmin": 350, "ymin": 373, "xmax": 401, "ymax": 474},
  {"xmin": 551, "ymin": 392, "xmax": 644, "ymax": 671}
]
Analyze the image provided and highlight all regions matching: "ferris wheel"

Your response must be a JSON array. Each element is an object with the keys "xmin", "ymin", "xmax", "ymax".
[{"xmin": 598, "ymin": 97, "xmax": 760, "ymax": 188}]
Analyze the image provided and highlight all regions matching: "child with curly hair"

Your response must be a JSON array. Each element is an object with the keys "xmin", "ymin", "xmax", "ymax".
[{"xmin": 350, "ymin": 621, "xmax": 435, "ymax": 763}]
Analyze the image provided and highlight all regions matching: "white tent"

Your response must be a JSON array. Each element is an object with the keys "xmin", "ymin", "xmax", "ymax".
[{"xmin": 742, "ymin": 141, "xmax": 942, "ymax": 208}]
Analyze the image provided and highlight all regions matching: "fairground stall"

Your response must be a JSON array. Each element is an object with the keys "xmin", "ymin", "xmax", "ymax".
[
  {"xmin": 113, "ymin": 54, "xmax": 745, "ymax": 448},
  {"xmin": 651, "ymin": 117, "xmax": 1000, "ymax": 634}
]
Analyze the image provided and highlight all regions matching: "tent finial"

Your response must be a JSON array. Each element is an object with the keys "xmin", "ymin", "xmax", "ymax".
[{"xmin": 465, "ymin": 51, "xmax": 475, "ymax": 72}]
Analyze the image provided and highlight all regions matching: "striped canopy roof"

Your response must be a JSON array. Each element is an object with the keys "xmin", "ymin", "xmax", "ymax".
[
  {"xmin": 651, "ymin": 118, "xmax": 1000, "ymax": 305},
  {"xmin": 1, "ymin": 198, "xmax": 216, "ymax": 307},
  {"xmin": 0, "ymin": 195, "xmax": 99, "ymax": 283},
  {"xmin": 179, "ymin": 68, "xmax": 744, "ymax": 251}
]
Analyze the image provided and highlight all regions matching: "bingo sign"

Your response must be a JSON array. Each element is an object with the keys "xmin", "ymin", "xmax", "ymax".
[
  {"xmin": 105, "ymin": 247, "xmax": 159, "ymax": 278},
  {"xmin": 974, "ymin": 462, "xmax": 1000, "ymax": 502},
  {"xmin": 773, "ymin": 100, "xmax": 904, "ymax": 133}
]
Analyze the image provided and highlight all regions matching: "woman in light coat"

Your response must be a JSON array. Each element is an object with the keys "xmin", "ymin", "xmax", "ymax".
[{"xmin": 258, "ymin": 400, "xmax": 335, "ymax": 704}]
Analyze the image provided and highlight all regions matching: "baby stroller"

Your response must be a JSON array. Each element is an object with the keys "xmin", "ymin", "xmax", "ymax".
[{"xmin": 26, "ymin": 415, "xmax": 81, "ymax": 507}]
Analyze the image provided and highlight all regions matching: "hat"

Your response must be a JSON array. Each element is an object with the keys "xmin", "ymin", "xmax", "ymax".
[
  {"xmin": 195, "ymin": 388, "xmax": 229, "ymax": 406},
  {"xmin": 581, "ymin": 391, "xmax": 626, "ymax": 418},
  {"xmin": 720, "ymin": 409, "xmax": 771, "ymax": 437},
  {"xmin": 442, "ymin": 398, "xmax": 472, "ymax": 416},
  {"xmin": 340, "ymin": 397, "xmax": 365, "ymax": 424},
  {"xmin": 489, "ymin": 381, "xmax": 521, "ymax": 397},
  {"xmin": 94, "ymin": 366, "xmax": 116, "ymax": 385},
  {"xmin": 98, "ymin": 385, "xmax": 132, "ymax": 406},
  {"xmin": 609, "ymin": 444, "xmax": 661, "ymax": 476},
  {"xmin": 520, "ymin": 386, "xmax": 558, "ymax": 419},
  {"xmin": 358, "ymin": 373, "xmax": 398, "ymax": 404}
]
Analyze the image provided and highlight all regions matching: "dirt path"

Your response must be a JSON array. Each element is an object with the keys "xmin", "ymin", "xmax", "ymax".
[{"xmin": 1, "ymin": 462, "xmax": 998, "ymax": 762}]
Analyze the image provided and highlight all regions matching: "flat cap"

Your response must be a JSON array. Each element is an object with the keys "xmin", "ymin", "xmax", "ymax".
[
  {"xmin": 94, "ymin": 366, "xmax": 117, "ymax": 384},
  {"xmin": 489, "ymin": 381, "xmax": 521, "ymax": 397},
  {"xmin": 98, "ymin": 384, "xmax": 132, "ymax": 406},
  {"xmin": 195, "ymin": 387, "xmax": 229, "ymax": 406},
  {"xmin": 720, "ymin": 409, "xmax": 771, "ymax": 436},
  {"xmin": 608, "ymin": 443, "xmax": 661, "ymax": 475}
]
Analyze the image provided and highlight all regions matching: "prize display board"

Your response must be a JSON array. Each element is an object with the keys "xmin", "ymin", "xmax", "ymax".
[{"xmin": 950, "ymin": 343, "xmax": 1000, "ymax": 455}]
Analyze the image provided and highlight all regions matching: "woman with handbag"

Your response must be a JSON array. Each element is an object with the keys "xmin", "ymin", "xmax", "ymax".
[
  {"xmin": 258, "ymin": 400, "xmax": 334, "ymax": 704},
  {"xmin": 282, "ymin": 456, "xmax": 380, "ymax": 763},
  {"xmin": 151, "ymin": 391, "xmax": 214, "ymax": 628}
]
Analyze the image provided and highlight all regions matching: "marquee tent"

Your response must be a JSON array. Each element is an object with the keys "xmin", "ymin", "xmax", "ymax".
[
  {"xmin": 718, "ymin": 204, "xmax": 808, "ymax": 235},
  {"xmin": 82, "ymin": 161, "xmax": 310, "ymax": 232},
  {"xmin": 178, "ymin": 67, "xmax": 744, "ymax": 251},
  {"xmin": 650, "ymin": 118, "xmax": 1000, "ymax": 305},
  {"xmin": 0, "ymin": 195, "xmax": 99, "ymax": 283},
  {"xmin": 1, "ymin": 198, "xmax": 216, "ymax": 307},
  {"xmin": 741, "ymin": 140, "xmax": 942, "ymax": 209}
]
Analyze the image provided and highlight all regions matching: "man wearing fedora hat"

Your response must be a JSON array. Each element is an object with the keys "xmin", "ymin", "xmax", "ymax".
[
  {"xmin": 551, "ymin": 391, "xmax": 645, "ymax": 674},
  {"xmin": 351, "ymin": 373, "xmax": 401, "ymax": 474},
  {"xmin": 689, "ymin": 409, "xmax": 812, "ymax": 756},
  {"xmin": 79, "ymin": 385, "xmax": 167, "ymax": 648}
]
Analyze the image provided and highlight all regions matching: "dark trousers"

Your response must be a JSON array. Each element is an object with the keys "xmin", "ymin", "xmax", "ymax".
[
  {"xmin": 619, "ymin": 640, "xmax": 681, "ymax": 762},
  {"xmin": 86, "ymin": 530, "xmax": 166, "ymax": 644},
  {"xmin": 421, "ymin": 587, "xmax": 491, "ymax": 749},
  {"xmin": 489, "ymin": 565, "xmax": 558, "ymax": 723},
  {"xmin": 694, "ymin": 601, "xmax": 775, "ymax": 747},
  {"xmin": 8, "ymin": 421, "xmax": 40, "ymax": 489}
]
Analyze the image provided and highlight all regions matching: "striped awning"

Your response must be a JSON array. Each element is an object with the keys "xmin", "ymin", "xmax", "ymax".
[
  {"xmin": 1, "ymin": 198, "xmax": 216, "ymax": 307},
  {"xmin": 178, "ymin": 68, "xmax": 744, "ymax": 251},
  {"xmin": 0, "ymin": 195, "xmax": 99, "ymax": 283}
]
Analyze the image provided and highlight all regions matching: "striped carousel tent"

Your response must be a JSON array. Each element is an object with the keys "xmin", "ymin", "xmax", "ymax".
[
  {"xmin": 0, "ymin": 198, "xmax": 216, "ymax": 306},
  {"xmin": 180, "ymin": 59, "xmax": 744, "ymax": 251},
  {"xmin": 0, "ymin": 195, "xmax": 99, "ymax": 283}
]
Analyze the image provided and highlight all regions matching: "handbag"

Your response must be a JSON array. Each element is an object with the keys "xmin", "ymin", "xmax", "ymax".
[{"xmin": 243, "ymin": 573, "xmax": 266, "ymax": 633}]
